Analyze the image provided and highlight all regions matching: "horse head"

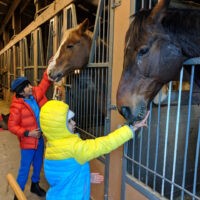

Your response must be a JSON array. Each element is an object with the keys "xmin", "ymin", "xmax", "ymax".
[
  {"xmin": 47, "ymin": 19, "xmax": 92, "ymax": 81},
  {"xmin": 116, "ymin": 0, "xmax": 200, "ymax": 123}
]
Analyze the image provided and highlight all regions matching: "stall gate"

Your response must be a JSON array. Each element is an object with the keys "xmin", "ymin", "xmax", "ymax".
[
  {"xmin": 64, "ymin": 0, "xmax": 113, "ymax": 198},
  {"xmin": 1, "ymin": 0, "xmax": 200, "ymax": 199},
  {"xmin": 120, "ymin": 1, "xmax": 200, "ymax": 200}
]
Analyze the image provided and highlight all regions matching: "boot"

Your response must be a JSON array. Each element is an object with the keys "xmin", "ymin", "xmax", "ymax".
[
  {"xmin": 13, "ymin": 195, "xmax": 18, "ymax": 200},
  {"xmin": 30, "ymin": 182, "xmax": 46, "ymax": 197}
]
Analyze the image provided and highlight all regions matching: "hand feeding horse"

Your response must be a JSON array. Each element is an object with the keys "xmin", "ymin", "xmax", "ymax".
[{"xmin": 116, "ymin": 0, "xmax": 200, "ymax": 123}]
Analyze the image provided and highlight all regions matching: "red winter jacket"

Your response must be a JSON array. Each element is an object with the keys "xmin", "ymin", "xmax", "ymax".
[{"xmin": 8, "ymin": 70, "xmax": 52, "ymax": 149}]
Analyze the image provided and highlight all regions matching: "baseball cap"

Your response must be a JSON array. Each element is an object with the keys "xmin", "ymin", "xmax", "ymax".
[{"xmin": 11, "ymin": 77, "xmax": 29, "ymax": 92}]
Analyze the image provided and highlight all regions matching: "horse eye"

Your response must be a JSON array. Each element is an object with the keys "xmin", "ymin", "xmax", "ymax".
[
  {"xmin": 138, "ymin": 47, "xmax": 149, "ymax": 56},
  {"xmin": 67, "ymin": 44, "xmax": 74, "ymax": 49}
]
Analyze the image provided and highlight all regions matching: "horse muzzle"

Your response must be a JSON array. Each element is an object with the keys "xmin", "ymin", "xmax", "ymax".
[
  {"xmin": 120, "ymin": 101, "xmax": 147, "ymax": 124},
  {"xmin": 48, "ymin": 70, "xmax": 64, "ymax": 82}
]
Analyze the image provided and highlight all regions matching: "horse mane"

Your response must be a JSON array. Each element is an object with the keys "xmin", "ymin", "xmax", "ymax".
[{"xmin": 127, "ymin": 8, "xmax": 200, "ymax": 57}]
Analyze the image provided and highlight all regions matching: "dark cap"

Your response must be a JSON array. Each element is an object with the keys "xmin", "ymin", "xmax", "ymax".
[{"xmin": 11, "ymin": 77, "xmax": 30, "ymax": 92}]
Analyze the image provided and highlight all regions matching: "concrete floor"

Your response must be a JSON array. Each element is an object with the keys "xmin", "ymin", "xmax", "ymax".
[{"xmin": 0, "ymin": 100, "xmax": 49, "ymax": 200}]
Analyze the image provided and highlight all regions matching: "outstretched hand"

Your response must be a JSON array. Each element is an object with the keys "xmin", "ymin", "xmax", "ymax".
[
  {"xmin": 91, "ymin": 172, "xmax": 104, "ymax": 184},
  {"xmin": 133, "ymin": 111, "xmax": 150, "ymax": 131}
]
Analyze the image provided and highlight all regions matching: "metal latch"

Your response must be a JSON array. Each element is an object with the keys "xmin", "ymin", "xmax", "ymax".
[
  {"xmin": 112, "ymin": 0, "xmax": 121, "ymax": 8},
  {"xmin": 110, "ymin": 105, "xmax": 117, "ymax": 110}
]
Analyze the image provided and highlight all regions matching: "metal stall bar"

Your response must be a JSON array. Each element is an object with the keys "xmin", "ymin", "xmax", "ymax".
[
  {"xmin": 64, "ymin": 1, "xmax": 113, "ymax": 199},
  {"xmin": 170, "ymin": 68, "xmax": 184, "ymax": 200},
  {"xmin": 181, "ymin": 66, "xmax": 194, "ymax": 200},
  {"xmin": 192, "ymin": 120, "xmax": 200, "ymax": 200},
  {"xmin": 161, "ymin": 81, "xmax": 172, "ymax": 196}
]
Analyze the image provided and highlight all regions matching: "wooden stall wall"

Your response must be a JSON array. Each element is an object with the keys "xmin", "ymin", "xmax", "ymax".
[{"xmin": 109, "ymin": 1, "xmax": 148, "ymax": 199}]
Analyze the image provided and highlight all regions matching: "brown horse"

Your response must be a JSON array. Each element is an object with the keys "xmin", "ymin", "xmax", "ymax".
[
  {"xmin": 117, "ymin": 0, "xmax": 200, "ymax": 123},
  {"xmin": 47, "ymin": 19, "xmax": 92, "ymax": 81}
]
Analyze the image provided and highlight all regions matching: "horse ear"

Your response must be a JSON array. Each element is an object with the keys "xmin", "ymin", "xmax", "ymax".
[
  {"xmin": 77, "ymin": 18, "xmax": 89, "ymax": 35},
  {"xmin": 149, "ymin": 0, "xmax": 170, "ymax": 23}
]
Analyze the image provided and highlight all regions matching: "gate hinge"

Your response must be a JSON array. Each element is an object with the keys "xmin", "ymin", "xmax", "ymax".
[{"xmin": 112, "ymin": 0, "xmax": 121, "ymax": 8}]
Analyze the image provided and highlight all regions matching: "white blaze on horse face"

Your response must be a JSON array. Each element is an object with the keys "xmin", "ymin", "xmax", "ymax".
[{"xmin": 47, "ymin": 29, "xmax": 72, "ymax": 78}]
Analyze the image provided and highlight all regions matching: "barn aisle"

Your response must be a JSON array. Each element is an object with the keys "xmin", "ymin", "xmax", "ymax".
[{"xmin": 0, "ymin": 100, "xmax": 49, "ymax": 200}]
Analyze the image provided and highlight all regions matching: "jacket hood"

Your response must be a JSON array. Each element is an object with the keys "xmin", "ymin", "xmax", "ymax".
[{"xmin": 40, "ymin": 100, "xmax": 72, "ymax": 141}]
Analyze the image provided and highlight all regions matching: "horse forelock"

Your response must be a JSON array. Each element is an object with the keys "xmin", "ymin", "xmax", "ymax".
[
  {"xmin": 125, "ymin": 7, "xmax": 200, "ymax": 60},
  {"xmin": 125, "ymin": 10, "xmax": 151, "ymax": 52}
]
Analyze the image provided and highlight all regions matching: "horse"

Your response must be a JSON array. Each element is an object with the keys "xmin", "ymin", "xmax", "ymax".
[
  {"xmin": 116, "ymin": 0, "xmax": 200, "ymax": 123},
  {"xmin": 47, "ymin": 19, "xmax": 92, "ymax": 82}
]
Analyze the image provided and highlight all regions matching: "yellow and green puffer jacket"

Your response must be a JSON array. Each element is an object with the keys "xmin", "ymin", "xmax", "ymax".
[
  {"xmin": 40, "ymin": 100, "xmax": 133, "ymax": 164},
  {"xmin": 40, "ymin": 100, "xmax": 133, "ymax": 200}
]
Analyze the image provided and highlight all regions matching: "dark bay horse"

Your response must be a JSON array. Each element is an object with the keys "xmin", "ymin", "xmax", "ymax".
[
  {"xmin": 47, "ymin": 19, "xmax": 92, "ymax": 81},
  {"xmin": 117, "ymin": 0, "xmax": 200, "ymax": 123}
]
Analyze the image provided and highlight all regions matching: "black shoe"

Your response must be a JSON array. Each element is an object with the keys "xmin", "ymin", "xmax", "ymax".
[
  {"xmin": 13, "ymin": 195, "xmax": 18, "ymax": 200},
  {"xmin": 30, "ymin": 182, "xmax": 46, "ymax": 197}
]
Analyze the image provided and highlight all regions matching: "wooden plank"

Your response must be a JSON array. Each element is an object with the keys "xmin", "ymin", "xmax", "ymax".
[
  {"xmin": 6, "ymin": 173, "xmax": 27, "ymax": 200},
  {"xmin": 0, "ymin": 0, "xmax": 21, "ymax": 35},
  {"xmin": 0, "ymin": 0, "xmax": 73, "ymax": 55}
]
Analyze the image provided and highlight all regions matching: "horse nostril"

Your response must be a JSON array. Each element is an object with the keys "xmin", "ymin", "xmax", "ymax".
[
  {"xmin": 121, "ymin": 106, "xmax": 131, "ymax": 120},
  {"xmin": 57, "ymin": 72, "xmax": 63, "ymax": 79},
  {"xmin": 48, "ymin": 71, "xmax": 54, "ymax": 79}
]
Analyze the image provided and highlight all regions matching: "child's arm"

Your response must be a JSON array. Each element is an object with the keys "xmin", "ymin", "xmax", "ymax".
[{"xmin": 73, "ymin": 111, "xmax": 150, "ymax": 164}]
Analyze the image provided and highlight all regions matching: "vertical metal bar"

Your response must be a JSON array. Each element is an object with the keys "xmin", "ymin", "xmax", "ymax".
[
  {"xmin": 77, "ymin": 73, "xmax": 81, "ymax": 125},
  {"xmin": 145, "ymin": 102, "xmax": 153, "ymax": 185},
  {"xmin": 181, "ymin": 66, "xmax": 194, "ymax": 200},
  {"xmin": 85, "ymin": 69, "xmax": 89, "ymax": 132},
  {"xmin": 153, "ymin": 91, "xmax": 162, "ymax": 191},
  {"xmin": 142, "ymin": 0, "xmax": 145, "ymax": 8},
  {"xmin": 132, "ymin": 132, "xmax": 136, "ymax": 176},
  {"xmin": 170, "ymin": 68, "xmax": 184, "ymax": 200},
  {"xmin": 121, "ymin": 144, "xmax": 128, "ymax": 200},
  {"xmin": 98, "ymin": 18, "xmax": 101, "ymax": 62},
  {"xmin": 104, "ymin": 0, "xmax": 113, "ymax": 198},
  {"xmin": 102, "ymin": 0, "xmax": 105, "ymax": 62},
  {"xmin": 161, "ymin": 81, "xmax": 172, "ymax": 196},
  {"xmin": 83, "ymin": 70, "xmax": 86, "ymax": 130},
  {"xmin": 92, "ymin": 69, "xmax": 96, "ymax": 136},
  {"xmin": 89, "ymin": 0, "xmax": 104, "ymax": 63},
  {"xmin": 96, "ymin": 68, "xmax": 100, "ymax": 136},
  {"xmin": 149, "ymin": 0, "xmax": 152, "ymax": 8},
  {"xmin": 192, "ymin": 120, "xmax": 200, "ymax": 200},
  {"xmin": 99, "ymin": 68, "xmax": 103, "ymax": 134},
  {"xmin": 89, "ymin": 68, "xmax": 92, "ymax": 132},
  {"xmin": 138, "ymin": 127, "xmax": 143, "ymax": 181},
  {"xmin": 106, "ymin": 0, "xmax": 110, "ymax": 62}
]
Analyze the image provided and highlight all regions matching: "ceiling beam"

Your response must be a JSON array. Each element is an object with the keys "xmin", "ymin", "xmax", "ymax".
[
  {"xmin": 0, "ymin": 0, "xmax": 21, "ymax": 35},
  {"xmin": 20, "ymin": 0, "xmax": 31, "ymax": 14},
  {"xmin": 0, "ymin": 0, "xmax": 73, "ymax": 54},
  {"xmin": 0, "ymin": 1, "xmax": 8, "ymax": 6}
]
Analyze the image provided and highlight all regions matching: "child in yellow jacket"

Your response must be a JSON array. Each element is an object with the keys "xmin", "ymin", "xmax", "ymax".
[{"xmin": 40, "ymin": 100, "xmax": 149, "ymax": 200}]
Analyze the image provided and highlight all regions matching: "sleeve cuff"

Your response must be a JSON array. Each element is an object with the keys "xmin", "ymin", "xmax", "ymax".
[
  {"xmin": 129, "ymin": 125, "xmax": 135, "ymax": 138},
  {"xmin": 24, "ymin": 130, "xmax": 29, "ymax": 137}
]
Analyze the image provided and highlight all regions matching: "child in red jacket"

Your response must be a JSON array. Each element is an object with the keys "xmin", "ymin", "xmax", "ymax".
[{"xmin": 8, "ymin": 70, "xmax": 52, "ymax": 199}]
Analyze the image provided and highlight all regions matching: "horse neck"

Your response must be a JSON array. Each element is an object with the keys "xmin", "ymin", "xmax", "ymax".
[{"xmin": 163, "ymin": 9, "xmax": 200, "ymax": 58}]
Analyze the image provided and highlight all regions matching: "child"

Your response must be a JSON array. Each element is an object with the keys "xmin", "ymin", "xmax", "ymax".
[
  {"xmin": 8, "ymin": 71, "xmax": 52, "ymax": 199},
  {"xmin": 66, "ymin": 108, "xmax": 104, "ymax": 184},
  {"xmin": 40, "ymin": 100, "xmax": 149, "ymax": 200}
]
